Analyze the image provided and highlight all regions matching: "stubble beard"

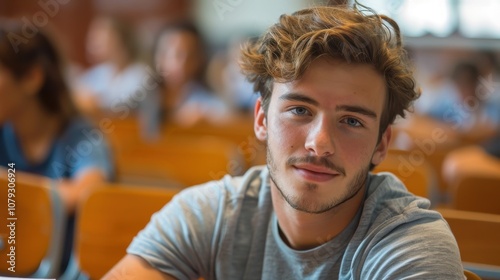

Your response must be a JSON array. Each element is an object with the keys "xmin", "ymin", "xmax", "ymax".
[{"xmin": 267, "ymin": 144, "xmax": 369, "ymax": 214}]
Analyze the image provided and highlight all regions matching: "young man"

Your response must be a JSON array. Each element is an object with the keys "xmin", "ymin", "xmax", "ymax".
[{"xmin": 104, "ymin": 4, "xmax": 464, "ymax": 279}]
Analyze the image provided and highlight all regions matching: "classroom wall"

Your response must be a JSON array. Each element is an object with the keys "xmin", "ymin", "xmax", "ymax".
[
  {"xmin": 193, "ymin": 0, "xmax": 315, "ymax": 46},
  {"xmin": 0, "ymin": 0, "xmax": 192, "ymax": 67}
]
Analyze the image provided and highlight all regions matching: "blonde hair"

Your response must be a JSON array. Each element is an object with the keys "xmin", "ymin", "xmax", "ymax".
[{"xmin": 240, "ymin": 5, "xmax": 420, "ymax": 135}]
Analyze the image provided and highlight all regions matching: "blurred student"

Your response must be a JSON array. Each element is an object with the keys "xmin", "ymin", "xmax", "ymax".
[
  {"xmin": 104, "ymin": 4, "xmax": 463, "ymax": 279},
  {"xmin": 415, "ymin": 61, "xmax": 498, "ymax": 145},
  {"xmin": 415, "ymin": 56, "xmax": 500, "ymax": 145},
  {"xmin": 75, "ymin": 16, "xmax": 148, "ymax": 116},
  {"xmin": 207, "ymin": 36, "xmax": 259, "ymax": 114},
  {"xmin": 442, "ymin": 52, "xmax": 500, "ymax": 186},
  {"xmin": 0, "ymin": 20, "xmax": 113, "ymax": 273},
  {"xmin": 475, "ymin": 51, "xmax": 500, "ymax": 153},
  {"xmin": 139, "ymin": 21, "xmax": 229, "ymax": 139}
]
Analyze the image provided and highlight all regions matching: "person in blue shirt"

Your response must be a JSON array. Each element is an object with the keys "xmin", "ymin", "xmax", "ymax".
[
  {"xmin": 0, "ymin": 19, "xmax": 114, "ymax": 273},
  {"xmin": 441, "ymin": 53, "xmax": 500, "ymax": 189}
]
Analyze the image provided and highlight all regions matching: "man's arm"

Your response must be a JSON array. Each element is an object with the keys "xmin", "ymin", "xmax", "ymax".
[
  {"xmin": 361, "ymin": 218, "xmax": 465, "ymax": 279},
  {"xmin": 102, "ymin": 254, "xmax": 177, "ymax": 280}
]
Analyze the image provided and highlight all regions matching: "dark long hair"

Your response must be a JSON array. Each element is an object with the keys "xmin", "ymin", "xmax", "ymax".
[
  {"xmin": 152, "ymin": 21, "xmax": 208, "ymax": 86},
  {"xmin": 0, "ymin": 19, "xmax": 78, "ymax": 123}
]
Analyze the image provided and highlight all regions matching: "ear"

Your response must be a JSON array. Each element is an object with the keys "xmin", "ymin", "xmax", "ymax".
[
  {"xmin": 371, "ymin": 126, "xmax": 392, "ymax": 166},
  {"xmin": 254, "ymin": 97, "xmax": 267, "ymax": 141},
  {"xmin": 21, "ymin": 65, "xmax": 44, "ymax": 96}
]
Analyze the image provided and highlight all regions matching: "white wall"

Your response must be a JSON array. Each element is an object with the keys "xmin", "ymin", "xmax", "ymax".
[{"xmin": 194, "ymin": 0, "xmax": 319, "ymax": 46}]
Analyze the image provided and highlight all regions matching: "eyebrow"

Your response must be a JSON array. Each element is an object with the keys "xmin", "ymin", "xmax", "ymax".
[
  {"xmin": 279, "ymin": 92, "xmax": 319, "ymax": 106},
  {"xmin": 280, "ymin": 92, "xmax": 378, "ymax": 119},
  {"xmin": 336, "ymin": 105, "xmax": 378, "ymax": 119}
]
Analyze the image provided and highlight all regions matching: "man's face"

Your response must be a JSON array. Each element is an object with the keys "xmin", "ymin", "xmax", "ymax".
[{"xmin": 254, "ymin": 58, "xmax": 390, "ymax": 214}]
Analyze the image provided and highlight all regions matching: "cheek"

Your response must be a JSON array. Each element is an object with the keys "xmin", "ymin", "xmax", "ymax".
[
  {"xmin": 269, "ymin": 116, "xmax": 301, "ymax": 147},
  {"xmin": 0, "ymin": 93, "xmax": 21, "ymax": 121},
  {"xmin": 267, "ymin": 116, "xmax": 302, "ymax": 161},
  {"xmin": 335, "ymin": 132, "xmax": 378, "ymax": 165}
]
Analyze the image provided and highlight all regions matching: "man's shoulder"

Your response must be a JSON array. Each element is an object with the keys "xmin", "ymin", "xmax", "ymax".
[
  {"xmin": 352, "ymin": 173, "xmax": 463, "ymax": 278},
  {"xmin": 177, "ymin": 165, "xmax": 269, "ymax": 204},
  {"xmin": 363, "ymin": 172, "xmax": 437, "ymax": 231},
  {"xmin": 361, "ymin": 172, "xmax": 452, "ymax": 250},
  {"xmin": 366, "ymin": 172, "xmax": 432, "ymax": 209},
  {"xmin": 226, "ymin": 165, "xmax": 269, "ymax": 197}
]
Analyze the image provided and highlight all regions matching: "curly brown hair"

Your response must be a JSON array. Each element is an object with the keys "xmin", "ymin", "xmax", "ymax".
[{"xmin": 239, "ymin": 4, "xmax": 420, "ymax": 136}]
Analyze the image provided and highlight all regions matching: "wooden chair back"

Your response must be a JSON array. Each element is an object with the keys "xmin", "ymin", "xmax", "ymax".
[
  {"xmin": 373, "ymin": 149, "xmax": 434, "ymax": 198},
  {"xmin": 464, "ymin": 269, "xmax": 482, "ymax": 280},
  {"xmin": 452, "ymin": 175, "xmax": 500, "ymax": 215},
  {"xmin": 0, "ymin": 170, "xmax": 65, "ymax": 278},
  {"xmin": 70, "ymin": 185, "xmax": 177, "ymax": 279},
  {"xmin": 438, "ymin": 208, "xmax": 500, "ymax": 273},
  {"xmin": 105, "ymin": 116, "xmax": 266, "ymax": 172},
  {"xmin": 114, "ymin": 135, "xmax": 245, "ymax": 187}
]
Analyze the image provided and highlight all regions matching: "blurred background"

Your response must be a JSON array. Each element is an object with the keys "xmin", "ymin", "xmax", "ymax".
[
  {"xmin": 1, "ymin": 0, "xmax": 500, "ymax": 279},
  {"xmin": 1, "ymin": 0, "xmax": 318, "ymax": 68},
  {"xmin": 2, "ymin": 0, "xmax": 500, "ymax": 62}
]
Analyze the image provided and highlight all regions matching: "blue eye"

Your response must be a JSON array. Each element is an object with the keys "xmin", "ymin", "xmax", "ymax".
[
  {"xmin": 291, "ymin": 107, "xmax": 309, "ymax": 115},
  {"xmin": 343, "ymin": 117, "xmax": 362, "ymax": 127}
]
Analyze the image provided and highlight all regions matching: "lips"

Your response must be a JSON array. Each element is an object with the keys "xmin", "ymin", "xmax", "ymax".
[{"xmin": 292, "ymin": 164, "xmax": 340, "ymax": 183}]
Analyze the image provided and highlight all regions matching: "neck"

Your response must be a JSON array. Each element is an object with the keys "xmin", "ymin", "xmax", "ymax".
[
  {"xmin": 271, "ymin": 181, "xmax": 366, "ymax": 250},
  {"xmin": 162, "ymin": 84, "xmax": 189, "ymax": 109},
  {"xmin": 111, "ymin": 53, "xmax": 131, "ymax": 73},
  {"xmin": 10, "ymin": 100, "xmax": 63, "ymax": 162}
]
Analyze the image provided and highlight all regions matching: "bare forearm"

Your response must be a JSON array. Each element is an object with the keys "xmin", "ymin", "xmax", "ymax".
[
  {"xmin": 103, "ymin": 254, "xmax": 177, "ymax": 280},
  {"xmin": 57, "ymin": 169, "xmax": 106, "ymax": 214}
]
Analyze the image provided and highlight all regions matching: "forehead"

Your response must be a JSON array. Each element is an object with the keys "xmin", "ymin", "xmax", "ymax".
[
  {"xmin": 159, "ymin": 31, "xmax": 199, "ymax": 48},
  {"xmin": 272, "ymin": 58, "xmax": 386, "ymax": 113},
  {"xmin": 89, "ymin": 18, "xmax": 113, "ymax": 34}
]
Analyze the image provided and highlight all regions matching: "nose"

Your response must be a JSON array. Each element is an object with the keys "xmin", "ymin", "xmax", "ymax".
[{"xmin": 304, "ymin": 116, "xmax": 335, "ymax": 157}]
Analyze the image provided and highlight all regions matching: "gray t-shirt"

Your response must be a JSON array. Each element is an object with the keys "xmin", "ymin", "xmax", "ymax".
[{"xmin": 128, "ymin": 166, "xmax": 464, "ymax": 279}]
